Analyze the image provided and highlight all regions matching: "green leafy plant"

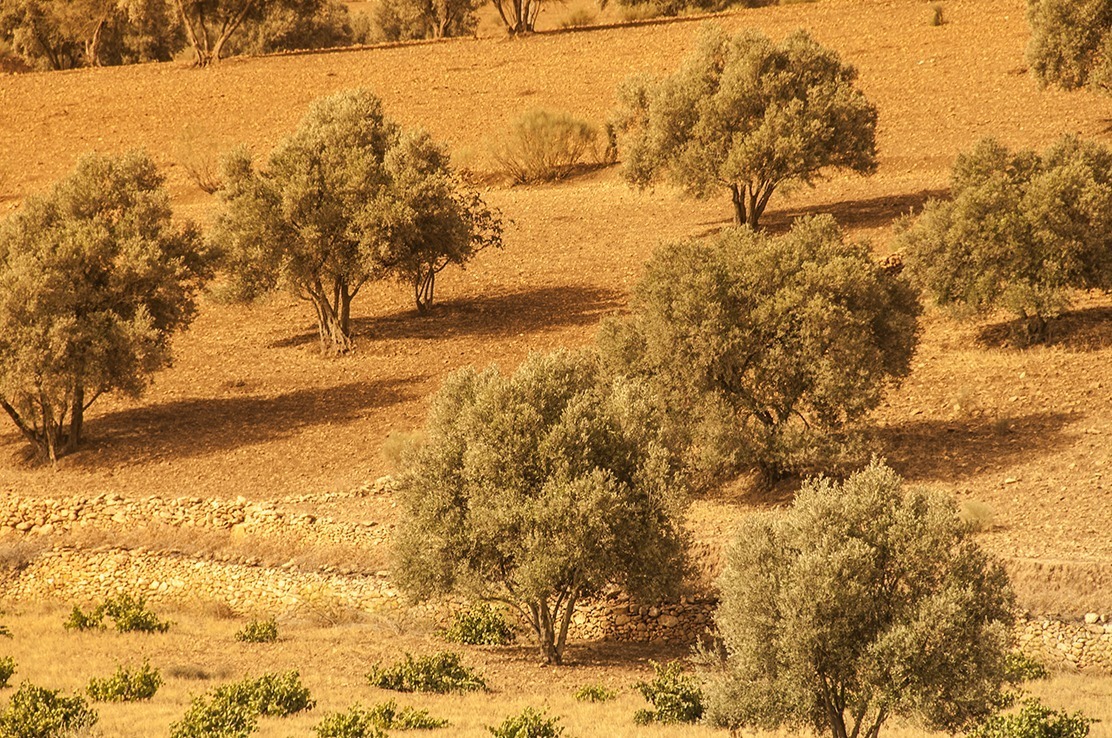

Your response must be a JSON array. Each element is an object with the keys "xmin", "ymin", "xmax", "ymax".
[
  {"xmin": 1003, "ymin": 652, "xmax": 1050, "ymax": 685},
  {"xmin": 574, "ymin": 683, "xmax": 616, "ymax": 702},
  {"xmin": 102, "ymin": 593, "xmax": 172, "ymax": 633},
  {"xmin": 0, "ymin": 657, "xmax": 15, "ymax": 689},
  {"xmin": 366, "ymin": 652, "xmax": 486, "ymax": 694},
  {"xmin": 0, "ymin": 683, "xmax": 98, "ymax": 737},
  {"xmin": 314, "ymin": 701, "xmax": 447, "ymax": 736},
  {"xmin": 86, "ymin": 661, "xmax": 162, "ymax": 702},
  {"xmin": 443, "ymin": 604, "xmax": 516, "ymax": 646},
  {"xmin": 492, "ymin": 109, "xmax": 600, "ymax": 184},
  {"xmin": 235, "ymin": 618, "xmax": 279, "ymax": 643},
  {"xmin": 967, "ymin": 699, "xmax": 1093, "ymax": 738},
  {"xmin": 488, "ymin": 707, "xmax": 564, "ymax": 738},
  {"xmin": 170, "ymin": 671, "xmax": 315, "ymax": 738},
  {"xmin": 633, "ymin": 661, "xmax": 704, "ymax": 725},
  {"xmin": 63, "ymin": 605, "xmax": 105, "ymax": 632}
]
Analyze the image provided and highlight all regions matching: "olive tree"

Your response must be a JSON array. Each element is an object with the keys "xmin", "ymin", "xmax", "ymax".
[
  {"xmin": 897, "ymin": 136, "xmax": 1112, "ymax": 344},
  {"xmin": 599, "ymin": 215, "xmax": 919, "ymax": 485},
  {"xmin": 394, "ymin": 350, "xmax": 688, "ymax": 665},
  {"xmin": 374, "ymin": 0, "xmax": 479, "ymax": 40},
  {"xmin": 0, "ymin": 151, "xmax": 210, "ymax": 462},
  {"xmin": 613, "ymin": 26, "xmax": 877, "ymax": 229},
  {"xmin": 214, "ymin": 88, "xmax": 500, "ymax": 354},
  {"xmin": 1027, "ymin": 0, "xmax": 1112, "ymax": 92},
  {"xmin": 706, "ymin": 461, "xmax": 1016, "ymax": 738}
]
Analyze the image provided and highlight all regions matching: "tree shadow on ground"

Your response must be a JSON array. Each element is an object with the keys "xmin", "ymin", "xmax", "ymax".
[
  {"xmin": 976, "ymin": 306, "xmax": 1112, "ymax": 352},
  {"xmin": 872, "ymin": 411, "xmax": 1078, "ymax": 483},
  {"xmin": 493, "ymin": 639, "xmax": 695, "ymax": 668},
  {"xmin": 692, "ymin": 188, "xmax": 949, "ymax": 240},
  {"xmin": 270, "ymin": 286, "xmax": 625, "ymax": 349},
  {"xmin": 63, "ymin": 376, "xmax": 422, "ymax": 468}
]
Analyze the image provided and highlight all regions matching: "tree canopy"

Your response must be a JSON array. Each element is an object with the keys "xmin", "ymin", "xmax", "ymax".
[
  {"xmin": 897, "ymin": 135, "xmax": 1112, "ymax": 344},
  {"xmin": 613, "ymin": 25, "xmax": 877, "ymax": 229},
  {"xmin": 1027, "ymin": 0, "xmax": 1112, "ymax": 92},
  {"xmin": 214, "ymin": 88, "xmax": 501, "ymax": 354},
  {"xmin": 394, "ymin": 350, "xmax": 689, "ymax": 665},
  {"xmin": 599, "ymin": 215, "xmax": 919, "ymax": 485},
  {"xmin": 706, "ymin": 461, "xmax": 1016, "ymax": 738},
  {"xmin": 0, "ymin": 151, "xmax": 210, "ymax": 462}
]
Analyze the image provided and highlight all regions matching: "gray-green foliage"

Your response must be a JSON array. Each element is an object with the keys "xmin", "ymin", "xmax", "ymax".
[
  {"xmin": 600, "ymin": 215, "xmax": 919, "ymax": 485},
  {"xmin": 492, "ymin": 109, "xmax": 600, "ymax": 184},
  {"xmin": 613, "ymin": 25, "xmax": 877, "ymax": 228},
  {"xmin": 488, "ymin": 708, "xmax": 563, "ymax": 738},
  {"xmin": 897, "ymin": 136, "xmax": 1112, "ymax": 344},
  {"xmin": 442, "ymin": 603, "xmax": 516, "ymax": 646},
  {"xmin": 394, "ymin": 350, "xmax": 688, "ymax": 664},
  {"xmin": 215, "ymin": 88, "xmax": 501, "ymax": 354},
  {"xmin": 235, "ymin": 618, "xmax": 278, "ymax": 643},
  {"xmin": 632, "ymin": 661, "xmax": 703, "ymax": 725},
  {"xmin": 314, "ymin": 701, "xmax": 447, "ymax": 737},
  {"xmin": 0, "ymin": 151, "xmax": 209, "ymax": 463},
  {"xmin": 373, "ymin": 0, "xmax": 479, "ymax": 40},
  {"xmin": 967, "ymin": 699, "xmax": 1093, "ymax": 738},
  {"xmin": 1027, "ymin": 0, "xmax": 1112, "ymax": 92},
  {"xmin": 706, "ymin": 461, "xmax": 1016, "ymax": 738},
  {"xmin": 0, "ymin": 683, "xmax": 97, "ymax": 738},
  {"xmin": 86, "ymin": 661, "xmax": 162, "ymax": 702},
  {"xmin": 573, "ymin": 683, "xmax": 616, "ymax": 703},
  {"xmin": 366, "ymin": 652, "xmax": 486, "ymax": 694}
]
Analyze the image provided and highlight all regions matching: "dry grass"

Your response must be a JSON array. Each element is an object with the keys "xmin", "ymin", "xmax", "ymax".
[{"xmin": 0, "ymin": 604, "xmax": 1106, "ymax": 738}]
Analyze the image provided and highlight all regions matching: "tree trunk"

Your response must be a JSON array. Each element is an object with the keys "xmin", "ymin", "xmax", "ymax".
[
  {"xmin": 415, "ymin": 265, "xmax": 436, "ymax": 313},
  {"xmin": 67, "ymin": 382, "xmax": 85, "ymax": 454},
  {"xmin": 730, "ymin": 184, "xmax": 747, "ymax": 227},
  {"xmin": 729, "ymin": 182, "xmax": 776, "ymax": 230},
  {"xmin": 310, "ymin": 279, "xmax": 355, "ymax": 354}
]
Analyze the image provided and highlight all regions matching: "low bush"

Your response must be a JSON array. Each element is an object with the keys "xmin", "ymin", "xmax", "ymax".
[
  {"xmin": 632, "ymin": 661, "xmax": 704, "ymax": 725},
  {"xmin": 64, "ymin": 594, "xmax": 171, "ymax": 633},
  {"xmin": 488, "ymin": 707, "xmax": 564, "ymax": 738},
  {"xmin": 1003, "ymin": 652, "xmax": 1050, "ymax": 685},
  {"xmin": 235, "ymin": 618, "xmax": 279, "ymax": 644},
  {"xmin": 559, "ymin": 6, "xmax": 597, "ymax": 28},
  {"xmin": 170, "ymin": 671, "xmax": 315, "ymax": 738},
  {"xmin": 442, "ymin": 604, "xmax": 515, "ymax": 646},
  {"xmin": 574, "ymin": 683, "xmax": 616, "ymax": 703},
  {"xmin": 86, "ymin": 661, "xmax": 162, "ymax": 702},
  {"xmin": 967, "ymin": 699, "xmax": 1093, "ymax": 738},
  {"xmin": 367, "ymin": 652, "xmax": 486, "ymax": 694},
  {"xmin": 314, "ymin": 701, "xmax": 447, "ymax": 737},
  {"xmin": 0, "ymin": 657, "xmax": 14, "ymax": 689},
  {"xmin": 492, "ymin": 110, "xmax": 599, "ymax": 184},
  {"xmin": 0, "ymin": 683, "xmax": 98, "ymax": 737}
]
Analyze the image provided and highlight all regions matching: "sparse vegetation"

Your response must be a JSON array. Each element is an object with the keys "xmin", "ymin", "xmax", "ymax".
[
  {"xmin": 0, "ymin": 683, "xmax": 98, "ymax": 738},
  {"xmin": 573, "ymin": 683, "xmax": 616, "ymax": 702},
  {"xmin": 967, "ymin": 699, "xmax": 1093, "ymax": 738},
  {"xmin": 0, "ymin": 151, "xmax": 211, "ymax": 462},
  {"xmin": 64, "ymin": 594, "xmax": 171, "ymax": 633},
  {"xmin": 395, "ymin": 350, "xmax": 688, "ymax": 664},
  {"xmin": 0, "ymin": 657, "xmax": 14, "ymax": 689},
  {"xmin": 314, "ymin": 700, "xmax": 447, "ymax": 736},
  {"xmin": 86, "ymin": 661, "xmax": 162, "ymax": 702},
  {"xmin": 705, "ymin": 461, "xmax": 1017, "ymax": 738},
  {"xmin": 235, "ymin": 617, "xmax": 279, "ymax": 643},
  {"xmin": 898, "ymin": 136, "xmax": 1112, "ymax": 345},
  {"xmin": 366, "ymin": 652, "xmax": 486, "ymax": 694},
  {"xmin": 442, "ymin": 603, "xmax": 516, "ymax": 646},
  {"xmin": 493, "ymin": 109, "xmax": 600, "ymax": 184},
  {"xmin": 632, "ymin": 661, "xmax": 703, "ymax": 725},
  {"xmin": 488, "ymin": 707, "xmax": 564, "ymax": 738},
  {"xmin": 170, "ymin": 670, "xmax": 315, "ymax": 738},
  {"xmin": 215, "ymin": 88, "xmax": 501, "ymax": 351},
  {"xmin": 600, "ymin": 215, "xmax": 920, "ymax": 485},
  {"xmin": 613, "ymin": 25, "xmax": 878, "ymax": 228}
]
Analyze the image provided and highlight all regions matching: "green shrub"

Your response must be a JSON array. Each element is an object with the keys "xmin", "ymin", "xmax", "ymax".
[
  {"xmin": 633, "ymin": 661, "xmax": 704, "ymax": 725},
  {"xmin": 443, "ymin": 604, "xmax": 515, "ymax": 646},
  {"xmin": 235, "ymin": 618, "xmax": 279, "ymax": 644},
  {"xmin": 170, "ymin": 671, "xmax": 315, "ymax": 738},
  {"xmin": 0, "ymin": 626, "xmax": 10, "ymax": 638},
  {"xmin": 492, "ymin": 110, "xmax": 599, "ymax": 184},
  {"xmin": 574, "ymin": 683, "xmax": 616, "ymax": 702},
  {"xmin": 0, "ymin": 657, "xmax": 14, "ymax": 689},
  {"xmin": 367, "ymin": 652, "xmax": 486, "ymax": 694},
  {"xmin": 1003, "ymin": 652, "xmax": 1050, "ymax": 684},
  {"xmin": 314, "ymin": 701, "xmax": 447, "ymax": 737},
  {"xmin": 86, "ymin": 661, "xmax": 162, "ymax": 702},
  {"xmin": 0, "ymin": 683, "xmax": 98, "ymax": 738},
  {"xmin": 967, "ymin": 699, "xmax": 1093, "ymax": 738},
  {"xmin": 488, "ymin": 707, "xmax": 564, "ymax": 738},
  {"xmin": 65, "ymin": 594, "xmax": 171, "ymax": 633}
]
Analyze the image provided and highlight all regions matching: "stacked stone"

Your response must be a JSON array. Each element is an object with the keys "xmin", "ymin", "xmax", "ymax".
[
  {"xmin": 1016, "ymin": 615, "xmax": 1112, "ymax": 671},
  {"xmin": 570, "ymin": 593, "xmax": 716, "ymax": 643}
]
